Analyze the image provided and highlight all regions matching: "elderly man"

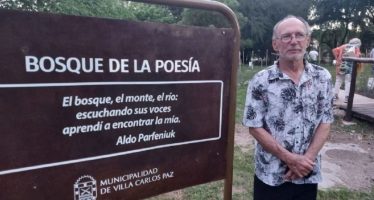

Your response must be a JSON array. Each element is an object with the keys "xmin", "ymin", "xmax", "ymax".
[
  {"xmin": 242, "ymin": 15, "xmax": 334, "ymax": 200},
  {"xmin": 332, "ymin": 38, "xmax": 362, "ymax": 102}
]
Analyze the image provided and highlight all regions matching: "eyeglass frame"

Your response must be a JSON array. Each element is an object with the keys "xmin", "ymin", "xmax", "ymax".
[{"xmin": 275, "ymin": 32, "xmax": 309, "ymax": 43}]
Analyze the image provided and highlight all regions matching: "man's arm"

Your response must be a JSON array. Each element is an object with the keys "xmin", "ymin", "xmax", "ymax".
[
  {"xmin": 332, "ymin": 46, "xmax": 344, "ymax": 74},
  {"xmin": 333, "ymin": 45, "xmax": 346, "ymax": 63},
  {"xmin": 304, "ymin": 123, "xmax": 331, "ymax": 162},
  {"xmin": 332, "ymin": 47, "xmax": 339, "ymax": 59},
  {"xmin": 284, "ymin": 122, "xmax": 331, "ymax": 180},
  {"xmin": 249, "ymin": 127, "xmax": 315, "ymax": 179}
]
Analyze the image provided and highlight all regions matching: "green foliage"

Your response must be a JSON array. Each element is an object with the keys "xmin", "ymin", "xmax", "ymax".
[
  {"xmin": 360, "ymin": 24, "xmax": 374, "ymax": 50},
  {"xmin": 179, "ymin": 0, "xmax": 245, "ymax": 28},
  {"xmin": 312, "ymin": 0, "xmax": 373, "ymax": 31},
  {"xmin": 126, "ymin": 2, "xmax": 178, "ymax": 24},
  {"xmin": 238, "ymin": 0, "xmax": 311, "ymax": 54},
  {"xmin": 0, "ymin": 0, "xmax": 177, "ymax": 23},
  {"xmin": 0, "ymin": 0, "xmax": 56, "ymax": 11},
  {"xmin": 180, "ymin": 9, "xmax": 229, "ymax": 28},
  {"xmin": 2, "ymin": 0, "xmax": 373, "ymax": 54},
  {"xmin": 240, "ymin": 38, "xmax": 254, "ymax": 51},
  {"xmin": 311, "ymin": 0, "xmax": 374, "ymax": 49},
  {"xmin": 238, "ymin": 0, "xmax": 273, "ymax": 51},
  {"xmin": 49, "ymin": 0, "xmax": 135, "ymax": 20}
]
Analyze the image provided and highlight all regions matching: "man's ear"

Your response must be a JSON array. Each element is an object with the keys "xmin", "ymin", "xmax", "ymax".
[
  {"xmin": 306, "ymin": 36, "xmax": 311, "ymax": 46},
  {"xmin": 272, "ymin": 39, "xmax": 278, "ymax": 52}
]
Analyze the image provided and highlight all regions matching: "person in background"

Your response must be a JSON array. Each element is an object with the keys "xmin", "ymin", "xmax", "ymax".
[
  {"xmin": 368, "ymin": 47, "xmax": 374, "ymax": 90},
  {"xmin": 332, "ymin": 38, "xmax": 361, "ymax": 103},
  {"xmin": 308, "ymin": 48, "xmax": 319, "ymax": 64},
  {"xmin": 370, "ymin": 47, "xmax": 374, "ymax": 74},
  {"xmin": 242, "ymin": 15, "xmax": 334, "ymax": 200}
]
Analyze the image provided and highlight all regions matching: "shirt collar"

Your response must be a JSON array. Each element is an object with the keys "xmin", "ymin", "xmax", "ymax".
[{"xmin": 268, "ymin": 60, "xmax": 317, "ymax": 84}]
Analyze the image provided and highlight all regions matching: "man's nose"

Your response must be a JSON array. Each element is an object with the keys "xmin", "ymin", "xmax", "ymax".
[{"xmin": 289, "ymin": 35, "xmax": 298, "ymax": 43}]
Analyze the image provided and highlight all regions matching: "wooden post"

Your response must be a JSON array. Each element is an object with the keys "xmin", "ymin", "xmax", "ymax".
[{"xmin": 343, "ymin": 61, "xmax": 358, "ymax": 121}]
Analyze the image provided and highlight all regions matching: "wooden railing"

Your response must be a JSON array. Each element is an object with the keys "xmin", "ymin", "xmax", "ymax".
[{"xmin": 342, "ymin": 57, "xmax": 374, "ymax": 121}]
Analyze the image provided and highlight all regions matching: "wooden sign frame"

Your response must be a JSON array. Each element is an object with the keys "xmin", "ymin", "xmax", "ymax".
[{"xmin": 0, "ymin": 0, "xmax": 240, "ymax": 199}]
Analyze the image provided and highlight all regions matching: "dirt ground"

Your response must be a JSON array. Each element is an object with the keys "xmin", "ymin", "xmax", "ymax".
[{"xmin": 235, "ymin": 117, "xmax": 374, "ymax": 192}]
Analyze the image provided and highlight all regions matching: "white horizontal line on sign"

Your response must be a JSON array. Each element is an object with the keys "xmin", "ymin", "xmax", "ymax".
[
  {"xmin": 0, "ymin": 80, "xmax": 222, "ymax": 87},
  {"xmin": 0, "ymin": 80, "xmax": 224, "ymax": 175}
]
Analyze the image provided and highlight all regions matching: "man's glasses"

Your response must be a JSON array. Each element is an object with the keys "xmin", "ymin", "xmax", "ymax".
[{"xmin": 276, "ymin": 32, "xmax": 307, "ymax": 43}]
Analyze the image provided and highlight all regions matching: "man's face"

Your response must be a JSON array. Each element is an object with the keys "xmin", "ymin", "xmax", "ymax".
[{"xmin": 272, "ymin": 18, "xmax": 310, "ymax": 62}]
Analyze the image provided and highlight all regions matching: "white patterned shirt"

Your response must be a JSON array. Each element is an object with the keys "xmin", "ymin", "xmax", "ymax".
[{"xmin": 242, "ymin": 61, "xmax": 334, "ymax": 186}]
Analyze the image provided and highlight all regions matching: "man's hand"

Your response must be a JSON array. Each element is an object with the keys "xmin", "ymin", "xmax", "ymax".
[
  {"xmin": 284, "ymin": 154, "xmax": 315, "ymax": 180},
  {"xmin": 283, "ymin": 123, "xmax": 331, "ymax": 181}
]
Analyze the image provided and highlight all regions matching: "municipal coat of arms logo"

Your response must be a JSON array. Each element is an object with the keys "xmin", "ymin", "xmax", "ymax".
[{"xmin": 74, "ymin": 175, "xmax": 97, "ymax": 200}]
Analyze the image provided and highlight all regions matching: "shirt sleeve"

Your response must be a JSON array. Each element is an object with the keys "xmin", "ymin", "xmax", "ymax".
[
  {"xmin": 242, "ymin": 74, "xmax": 267, "ymax": 127},
  {"xmin": 321, "ymin": 70, "xmax": 334, "ymax": 123}
]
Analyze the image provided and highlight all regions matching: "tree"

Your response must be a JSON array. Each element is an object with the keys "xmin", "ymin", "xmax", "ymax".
[
  {"xmin": 0, "ymin": 0, "xmax": 56, "ymax": 11},
  {"xmin": 124, "ymin": 2, "xmax": 178, "ymax": 24},
  {"xmin": 238, "ymin": 0, "xmax": 311, "ymax": 60},
  {"xmin": 311, "ymin": 0, "xmax": 374, "ymax": 48},
  {"xmin": 0, "ymin": 0, "xmax": 177, "ymax": 23},
  {"xmin": 179, "ymin": 0, "xmax": 246, "ymax": 28},
  {"xmin": 49, "ymin": 0, "xmax": 135, "ymax": 20}
]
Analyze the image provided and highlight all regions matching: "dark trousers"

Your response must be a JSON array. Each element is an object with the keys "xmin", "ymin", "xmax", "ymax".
[{"xmin": 253, "ymin": 175, "xmax": 317, "ymax": 200}]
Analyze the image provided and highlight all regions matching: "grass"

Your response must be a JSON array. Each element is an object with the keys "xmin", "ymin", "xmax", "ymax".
[
  {"xmin": 184, "ymin": 181, "xmax": 224, "ymax": 200},
  {"xmin": 323, "ymin": 63, "xmax": 374, "ymax": 98},
  {"xmin": 356, "ymin": 63, "xmax": 374, "ymax": 98},
  {"xmin": 151, "ymin": 63, "xmax": 374, "ymax": 199},
  {"xmin": 333, "ymin": 114, "xmax": 374, "ymax": 136},
  {"xmin": 184, "ymin": 147, "xmax": 255, "ymax": 200},
  {"xmin": 231, "ymin": 146, "xmax": 254, "ymax": 199}
]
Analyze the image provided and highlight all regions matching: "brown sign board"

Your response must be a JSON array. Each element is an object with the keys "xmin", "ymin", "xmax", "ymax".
[{"xmin": 0, "ymin": 8, "xmax": 235, "ymax": 199}]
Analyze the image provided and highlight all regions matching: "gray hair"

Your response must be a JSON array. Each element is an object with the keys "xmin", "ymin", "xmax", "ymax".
[
  {"xmin": 272, "ymin": 15, "xmax": 312, "ymax": 39},
  {"xmin": 348, "ymin": 38, "xmax": 361, "ymax": 47}
]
